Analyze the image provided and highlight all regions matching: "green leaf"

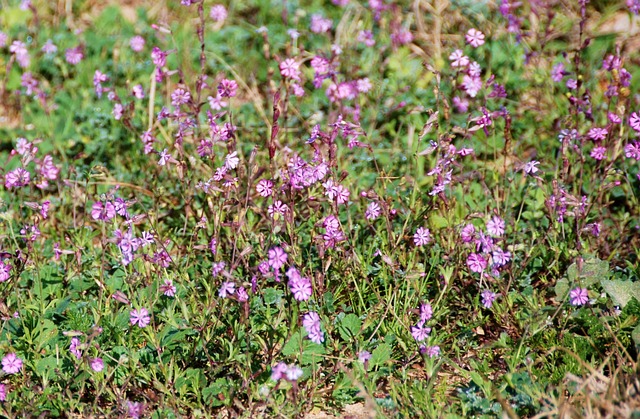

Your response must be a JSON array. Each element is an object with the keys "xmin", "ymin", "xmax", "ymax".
[
  {"xmin": 369, "ymin": 343, "xmax": 392, "ymax": 370},
  {"xmin": 600, "ymin": 279, "xmax": 640, "ymax": 308},
  {"xmin": 632, "ymin": 323, "xmax": 640, "ymax": 349},
  {"xmin": 555, "ymin": 258, "xmax": 609, "ymax": 300},
  {"xmin": 282, "ymin": 330, "xmax": 326, "ymax": 365},
  {"xmin": 337, "ymin": 314, "xmax": 361, "ymax": 341}
]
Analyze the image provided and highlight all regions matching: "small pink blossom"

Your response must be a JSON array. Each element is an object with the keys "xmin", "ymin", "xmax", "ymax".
[
  {"xmin": 465, "ymin": 28, "xmax": 485, "ymax": 47},
  {"xmin": 467, "ymin": 253, "xmax": 487, "ymax": 273},
  {"xmin": 90, "ymin": 357, "xmax": 104, "ymax": 372},
  {"xmin": 486, "ymin": 216, "xmax": 505, "ymax": 237},
  {"xmin": 2, "ymin": 353, "xmax": 22, "ymax": 374},
  {"xmin": 130, "ymin": 308, "xmax": 151, "ymax": 328},
  {"xmin": 413, "ymin": 227, "xmax": 432, "ymax": 246},
  {"xmin": 130, "ymin": 36, "xmax": 145, "ymax": 52},
  {"xmin": 210, "ymin": 4, "xmax": 228, "ymax": 22},
  {"xmin": 569, "ymin": 287, "xmax": 588, "ymax": 306},
  {"xmin": 449, "ymin": 49, "xmax": 469, "ymax": 68}
]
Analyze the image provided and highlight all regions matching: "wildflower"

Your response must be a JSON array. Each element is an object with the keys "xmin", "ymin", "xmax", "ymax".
[
  {"xmin": 358, "ymin": 30, "xmax": 375, "ymax": 47},
  {"xmin": 0, "ymin": 383, "xmax": 6, "ymax": 401},
  {"xmin": 0, "ymin": 261, "xmax": 10, "ymax": 282},
  {"xmin": 268, "ymin": 200, "xmax": 288, "ymax": 217},
  {"xmin": 65, "ymin": 47, "xmax": 83, "ymax": 65},
  {"xmin": 285, "ymin": 365, "xmax": 303, "ymax": 381},
  {"xmin": 551, "ymin": 63, "xmax": 565, "ymax": 82},
  {"xmin": 566, "ymin": 78, "xmax": 577, "ymax": 89},
  {"xmin": 132, "ymin": 84, "xmax": 144, "ymax": 99},
  {"xmin": 90, "ymin": 357, "xmax": 104, "ymax": 372},
  {"xmin": 310, "ymin": 14, "xmax": 332, "ymax": 33},
  {"xmin": 358, "ymin": 350, "xmax": 371, "ymax": 363},
  {"xmin": 91, "ymin": 202, "xmax": 116, "ymax": 221},
  {"xmin": 365, "ymin": 202, "xmax": 381, "ymax": 220},
  {"xmin": 158, "ymin": 149, "xmax": 171, "ymax": 166},
  {"xmin": 523, "ymin": 160, "xmax": 540, "ymax": 175},
  {"xmin": 453, "ymin": 96, "xmax": 469, "ymax": 113},
  {"xmin": 212, "ymin": 261, "xmax": 226, "ymax": 277},
  {"xmin": 486, "ymin": 216, "xmax": 505, "ymax": 237},
  {"xmin": 462, "ymin": 75, "xmax": 482, "ymax": 97},
  {"xmin": 481, "ymin": 289, "xmax": 497, "ymax": 308},
  {"xmin": 413, "ymin": 227, "xmax": 432, "ymax": 246},
  {"xmin": 130, "ymin": 36, "xmax": 145, "ymax": 52},
  {"xmin": 268, "ymin": 247, "xmax": 288, "ymax": 270},
  {"xmin": 42, "ymin": 39, "xmax": 57, "ymax": 54},
  {"xmin": 271, "ymin": 362, "xmax": 288, "ymax": 381},
  {"xmin": 171, "ymin": 88, "xmax": 191, "ymax": 106},
  {"xmin": 256, "ymin": 179, "xmax": 274, "ymax": 197},
  {"xmin": 411, "ymin": 323, "xmax": 431, "ymax": 342},
  {"xmin": 420, "ymin": 303, "xmax": 433, "ymax": 322},
  {"xmin": 287, "ymin": 29, "xmax": 300, "ymax": 39},
  {"xmin": 288, "ymin": 270, "xmax": 312, "ymax": 301},
  {"xmin": 449, "ymin": 49, "xmax": 469, "ymax": 68},
  {"xmin": 218, "ymin": 281, "xmax": 236, "ymax": 298},
  {"xmin": 424, "ymin": 345, "xmax": 440, "ymax": 357},
  {"xmin": 569, "ymin": 287, "xmax": 588, "ymax": 306},
  {"xmin": 208, "ymin": 94, "xmax": 227, "ymax": 110},
  {"xmin": 236, "ymin": 286, "xmax": 249, "ymax": 302},
  {"xmin": 629, "ymin": 112, "xmax": 640, "ymax": 132},
  {"xmin": 334, "ymin": 185, "xmax": 350, "ymax": 204},
  {"xmin": 357, "ymin": 78, "xmax": 372, "ymax": 93},
  {"xmin": 70, "ymin": 337, "xmax": 82, "ymax": 359},
  {"xmin": 588, "ymin": 127, "xmax": 608, "ymax": 141},
  {"xmin": 130, "ymin": 308, "xmax": 151, "ymax": 328},
  {"xmin": 590, "ymin": 146, "xmax": 606, "ymax": 160},
  {"xmin": 5, "ymin": 167, "xmax": 30, "ymax": 188},
  {"xmin": 492, "ymin": 247, "xmax": 511, "ymax": 267},
  {"xmin": 113, "ymin": 103, "xmax": 123, "ymax": 120},
  {"xmin": 302, "ymin": 311, "xmax": 324, "ymax": 344},
  {"xmin": 217, "ymin": 78, "xmax": 238, "ymax": 98},
  {"xmin": 210, "ymin": 4, "xmax": 228, "ymax": 22},
  {"xmin": 465, "ymin": 28, "xmax": 485, "ymax": 47},
  {"xmin": 468, "ymin": 61, "xmax": 482, "ymax": 77},
  {"xmin": 127, "ymin": 401, "xmax": 145, "ymax": 419},
  {"xmin": 2, "ymin": 353, "xmax": 22, "ymax": 374},
  {"xmin": 160, "ymin": 279, "xmax": 176, "ymax": 297},
  {"xmin": 151, "ymin": 47, "xmax": 167, "ymax": 67},
  {"xmin": 467, "ymin": 253, "xmax": 487, "ymax": 273},
  {"xmin": 279, "ymin": 58, "xmax": 301, "ymax": 80},
  {"xmin": 224, "ymin": 151, "xmax": 240, "ymax": 170}
]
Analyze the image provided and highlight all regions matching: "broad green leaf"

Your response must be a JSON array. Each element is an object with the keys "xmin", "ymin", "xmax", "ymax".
[
  {"xmin": 338, "ymin": 314, "xmax": 361, "ymax": 341},
  {"xmin": 555, "ymin": 258, "xmax": 609, "ymax": 300},
  {"xmin": 600, "ymin": 280, "xmax": 640, "ymax": 308},
  {"xmin": 369, "ymin": 343, "xmax": 392, "ymax": 370}
]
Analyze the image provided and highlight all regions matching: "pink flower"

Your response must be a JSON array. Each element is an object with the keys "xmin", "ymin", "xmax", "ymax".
[
  {"xmin": 171, "ymin": 88, "xmax": 191, "ymax": 106},
  {"xmin": 219, "ymin": 281, "xmax": 235, "ymax": 298},
  {"xmin": 70, "ymin": 337, "xmax": 82, "ymax": 359},
  {"xmin": 486, "ymin": 216, "xmax": 505, "ymax": 237},
  {"xmin": 130, "ymin": 36, "xmax": 145, "ymax": 52},
  {"xmin": 523, "ymin": 160, "xmax": 540, "ymax": 175},
  {"xmin": 481, "ymin": 289, "xmax": 497, "ymax": 308},
  {"xmin": 2, "ymin": 353, "xmax": 22, "ymax": 374},
  {"xmin": 465, "ymin": 28, "xmax": 485, "ymax": 47},
  {"xmin": 130, "ymin": 308, "xmax": 151, "ymax": 328},
  {"xmin": 90, "ymin": 357, "xmax": 104, "ymax": 372},
  {"xmin": 40, "ymin": 155, "xmax": 59, "ymax": 180},
  {"xmin": 569, "ymin": 287, "xmax": 588, "ymax": 306},
  {"xmin": 462, "ymin": 75, "xmax": 482, "ymax": 97},
  {"xmin": 302, "ymin": 311, "xmax": 324, "ymax": 344},
  {"xmin": 449, "ymin": 49, "xmax": 469, "ymax": 68},
  {"xmin": 424, "ymin": 345, "xmax": 440, "ymax": 358},
  {"xmin": 91, "ymin": 202, "xmax": 116, "ymax": 221},
  {"xmin": 288, "ymin": 268, "xmax": 312, "ymax": 301},
  {"xmin": 365, "ymin": 202, "xmax": 381, "ymax": 220},
  {"xmin": 588, "ymin": 127, "xmax": 608, "ymax": 141},
  {"xmin": 0, "ymin": 383, "xmax": 6, "ymax": 401},
  {"xmin": 310, "ymin": 14, "xmax": 332, "ymax": 33},
  {"xmin": 160, "ymin": 279, "xmax": 176, "ymax": 297},
  {"xmin": 358, "ymin": 350, "xmax": 371, "ymax": 363},
  {"xmin": 268, "ymin": 247, "xmax": 288, "ymax": 270},
  {"xmin": 217, "ymin": 78, "xmax": 238, "ymax": 98},
  {"xmin": 413, "ymin": 227, "xmax": 432, "ymax": 246},
  {"xmin": 279, "ymin": 58, "xmax": 301, "ymax": 80},
  {"xmin": 65, "ymin": 47, "xmax": 83, "ymax": 65},
  {"xmin": 467, "ymin": 253, "xmax": 487, "ymax": 273},
  {"xmin": 210, "ymin": 4, "xmax": 228, "ymax": 22},
  {"xmin": 551, "ymin": 63, "xmax": 565, "ymax": 82},
  {"xmin": 411, "ymin": 323, "xmax": 431, "ymax": 342},
  {"xmin": 271, "ymin": 362, "xmax": 288, "ymax": 381},
  {"xmin": 224, "ymin": 152, "xmax": 239, "ymax": 170},
  {"xmin": 0, "ymin": 261, "xmax": 10, "ymax": 282},
  {"xmin": 590, "ymin": 146, "xmax": 606, "ymax": 160},
  {"xmin": 630, "ymin": 112, "xmax": 640, "ymax": 132},
  {"xmin": 256, "ymin": 179, "xmax": 274, "ymax": 197},
  {"xmin": 5, "ymin": 167, "xmax": 30, "ymax": 188}
]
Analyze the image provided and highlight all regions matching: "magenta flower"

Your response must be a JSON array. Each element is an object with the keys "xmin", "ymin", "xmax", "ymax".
[
  {"xmin": 467, "ymin": 253, "xmax": 487, "ymax": 273},
  {"xmin": 365, "ymin": 202, "xmax": 381, "ymax": 220},
  {"xmin": 90, "ymin": 357, "xmax": 104, "ymax": 372},
  {"xmin": 65, "ymin": 46, "xmax": 83, "ymax": 65},
  {"xmin": 481, "ymin": 289, "xmax": 497, "ymax": 308},
  {"xmin": 486, "ymin": 216, "xmax": 505, "ymax": 237},
  {"xmin": 288, "ymin": 269, "xmax": 312, "ymax": 301},
  {"xmin": 465, "ymin": 28, "xmax": 485, "ymax": 47},
  {"xmin": 171, "ymin": 88, "xmax": 191, "ymax": 106},
  {"xmin": 449, "ymin": 49, "xmax": 469, "ymax": 68},
  {"xmin": 2, "ymin": 353, "xmax": 22, "ymax": 374},
  {"xmin": 268, "ymin": 247, "xmax": 288, "ymax": 270},
  {"xmin": 424, "ymin": 345, "xmax": 440, "ymax": 358},
  {"xmin": 588, "ymin": 127, "xmax": 608, "ymax": 141},
  {"xmin": 0, "ymin": 383, "xmax": 6, "ymax": 401},
  {"xmin": 523, "ymin": 160, "xmax": 540, "ymax": 175},
  {"xmin": 629, "ymin": 112, "xmax": 640, "ymax": 132},
  {"xmin": 217, "ymin": 78, "xmax": 238, "ymax": 98},
  {"xmin": 569, "ymin": 287, "xmax": 589, "ymax": 306},
  {"xmin": 5, "ymin": 167, "xmax": 30, "ymax": 188},
  {"xmin": 310, "ymin": 14, "xmax": 332, "ymax": 33},
  {"xmin": 302, "ymin": 311, "xmax": 324, "ymax": 344},
  {"xmin": 420, "ymin": 303, "xmax": 433, "ymax": 322},
  {"xmin": 590, "ymin": 146, "xmax": 607, "ymax": 160},
  {"xmin": 0, "ymin": 261, "xmax": 10, "ymax": 282},
  {"xmin": 91, "ymin": 201, "xmax": 116, "ymax": 221},
  {"xmin": 413, "ymin": 227, "xmax": 432, "ymax": 246},
  {"xmin": 411, "ymin": 323, "xmax": 431, "ymax": 342},
  {"xmin": 279, "ymin": 58, "xmax": 301, "ymax": 80},
  {"xmin": 271, "ymin": 362, "xmax": 288, "ymax": 381},
  {"xmin": 160, "ymin": 279, "xmax": 176, "ymax": 297},
  {"xmin": 70, "ymin": 337, "xmax": 82, "ymax": 359},
  {"xmin": 218, "ymin": 281, "xmax": 236, "ymax": 298},
  {"xmin": 256, "ymin": 179, "xmax": 274, "ymax": 197},
  {"xmin": 130, "ymin": 36, "xmax": 145, "ymax": 52},
  {"xmin": 130, "ymin": 308, "xmax": 151, "ymax": 328}
]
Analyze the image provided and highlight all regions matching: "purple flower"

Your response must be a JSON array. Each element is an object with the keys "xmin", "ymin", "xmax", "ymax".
[
  {"xmin": 424, "ymin": 345, "xmax": 440, "ymax": 358},
  {"xmin": 90, "ymin": 357, "xmax": 104, "ymax": 372},
  {"xmin": 91, "ymin": 201, "xmax": 116, "ymax": 221},
  {"xmin": 160, "ymin": 279, "xmax": 176, "ymax": 297},
  {"xmin": 569, "ymin": 287, "xmax": 589, "ymax": 306},
  {"xmin": 467, "ymin": 253, "xmax": 487, "ymax": 273},
  {"xmin": 460, "ymin": 223, "xmax": 475, "ymax": 243},
  {"xmin": 523, "ymin": 160, "xmax": 540, "ymax": 175},
  {"xmin": 171, "ymin": 88, "xmax": 191, "ymax": 106},
  {"xmin": 127, "ymin": 401, "xmax": 145, "ymax": 419},
  {"xmin": 588, "ymin": 127, "xmax": 608, "ymax": 141},
  {"xmin": 268, "ymin": 247, "xmax": 288, "ymax": 270},
  {"xmin": 217, "ymin": 78, "xmax": 238, "ymax": 98},
  {"xmin": 130, "ymin": 36, "xmax": 145, "ymax": 52},
  {"xmin": 271, "ymin": 362, "xmax": 288, "ymax": 381},
  {"xmin": 413, "ymin": 227, "xmax": 432, "ymax": 246},
  {"xmin": 0, "ymin": 383, "xmax": 6, "ymax": 401},
  {"xmin": 2, "ymin": 353, "xmax": 22, "ymax": 374},
  {"xmin": 210, "ymin": 4, "xmax": 228, "ymax": 22},
  {"xmin": 218, "ymin": 281, "xmax": 236, "ymax": 298},
  {"xmin": 551, "ymin": 63, "xmax": 565, "ymax": 82},
  {"xmin": 256, "ymin": 179, "xmax": 274, "ymax": 197},
  {"xmin": 420, "ymin": 303, "xmax": 433, "ymax": 322},
  {"xmin": 411, "ymin": 323, "xmax": 431, "ymax": 342},
  {"xmin": 629, "ymin": 112, "xmax": 640, "ymax": 132},
  {"xmin": 481, "ymin": 289, "xmax": 497, "ymax": 308},
  {"xmin": 365, "ymin": 202, "xmax": 381, "ymax": 220},
  {"xmin": 486, "ymin": 216, "xmax": 505, "ymax": 237},
  {"xmin": 5, "ymin": 167, "xmax": 30, "ymax": 188},
  {"xmin": 279, "ymin": 59, "xmax": 301, "ymax": 80},
  {"xmin": 288, "ymin": 268, "xmax": 312, "ymax": 301},
  {"xmin": 0, "ymin": 261, "xmax": 10, "ymax": 282},
  {"xmin": 302, "ymin": 311, "xmax": 324, "ymax": 344},
  {"xmin": 590, "ymin": 146, "xmax": 607, "ymax": 161},
  {"xmin": 358, "ymin": 350, "xmax": 371, "ymax": 363},
  {"xmin": 130, "ymin": 308, "xmax": 151, "ymax": 328},
  {"xmin": 310, "ymin": 14, "xmax": 332, "ymax": 33},
  {"xmin": 449, "ymin": 49, "xmax": 469, "ymax": 68},
  {"xmin": 65, "ymin": 47, "xmax": 83, "ymax": 65},
  {"xmin": 70, "ymin": 337, "xmax": 82, "ymax": 359}
]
